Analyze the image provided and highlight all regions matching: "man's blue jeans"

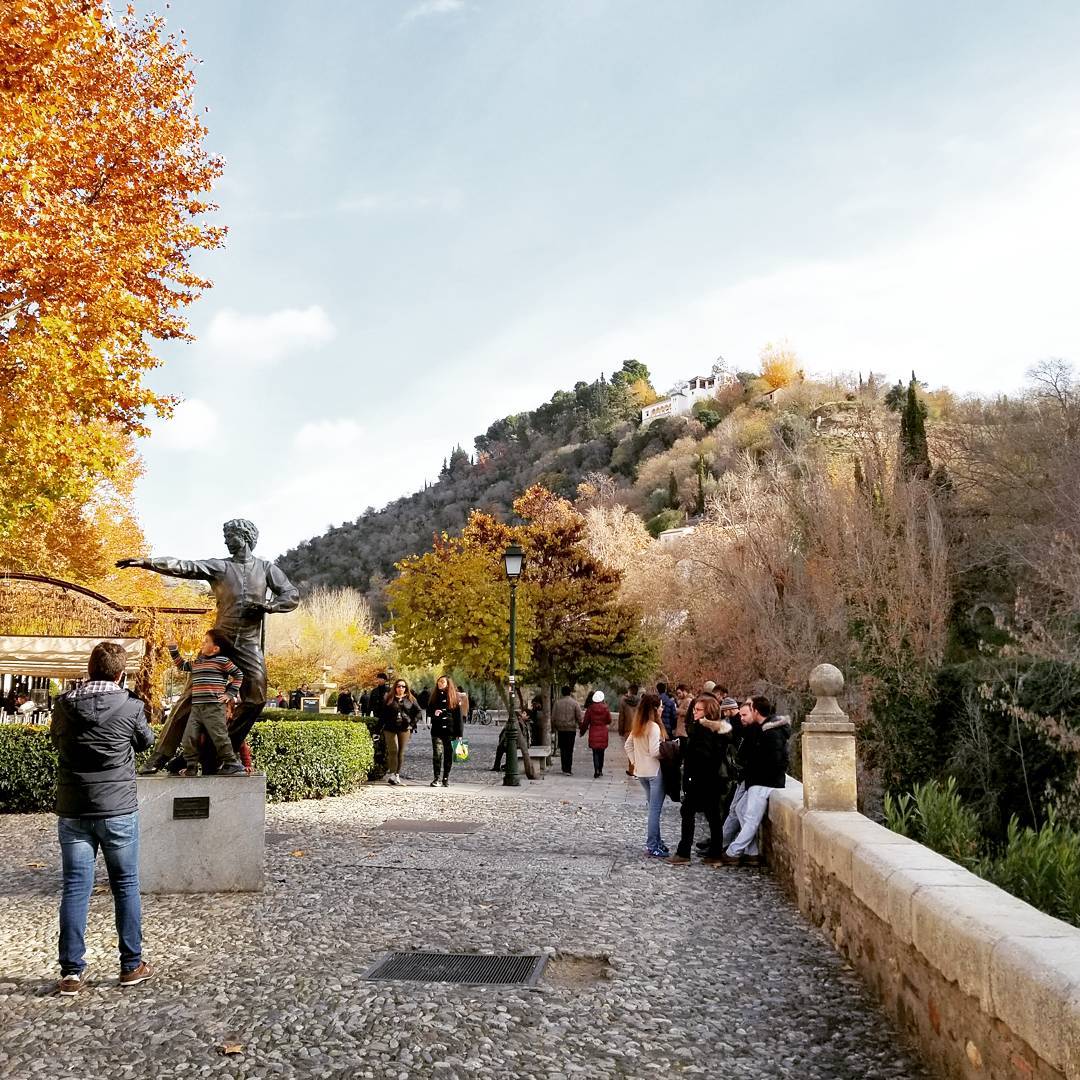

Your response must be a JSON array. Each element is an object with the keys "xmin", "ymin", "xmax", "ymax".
[
  {"xmin": 637, "ymin": 773, "xmax": 666, "ymax": 853},
  {"xmin": 58, "ymin": 812, "xmax": 142, "ymax": 976}
]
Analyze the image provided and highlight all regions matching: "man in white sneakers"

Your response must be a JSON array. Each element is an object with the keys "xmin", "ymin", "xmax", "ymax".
[{"xmin": 718, "ymin": 696, "xmax": 790, "ymax": 867}]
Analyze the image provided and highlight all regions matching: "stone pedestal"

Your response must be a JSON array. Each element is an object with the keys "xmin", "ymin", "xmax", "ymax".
[
  {"xmin": 802, "ymin": 664, "xmax": 858, "ymax": 812},
  {"xmin": 136, "ymin": 773, "xmax": 266, "ymax": 893}
]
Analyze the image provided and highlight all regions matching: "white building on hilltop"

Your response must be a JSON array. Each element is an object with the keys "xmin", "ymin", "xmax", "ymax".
[{"xmin": 641, "ymin": 362, "xmax": 735, "ymax": 426}]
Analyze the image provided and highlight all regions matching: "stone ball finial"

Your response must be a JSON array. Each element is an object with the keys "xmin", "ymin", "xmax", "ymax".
[{"xmin": 809, "ymin": 663, "xmax": 844, "ymax": 699}]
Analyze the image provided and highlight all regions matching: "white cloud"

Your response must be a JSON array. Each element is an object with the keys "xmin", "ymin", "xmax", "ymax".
[
  {"xmin": 457, "ymin": 133, "xmax": 1080, "ymax": 399},
  {"xmin": 154, "ymin": 398, "xmax": 220, "ymax": 451},
  {"xmin": 205, "ymin": 305, "xmax": 336, "ymax": 366},
  {"xmin": 402, "ymin": 0, "xmax": 465, "ymax": 25},
  {"xmin": 293, "ymin": 419, "xmax": 364, "ymax": 451},
  {"xmin": 338, "ymin": 189, "xmax": 463, "ymax": 215}
]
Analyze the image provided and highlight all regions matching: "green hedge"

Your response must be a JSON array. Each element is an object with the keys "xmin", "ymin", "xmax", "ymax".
[
  {"xmin": 249, "ymin": 720, "xmax": 374, "ymax": 802},
  {"xmin": 0, "ymin": 718, "xmax": 376, "ymax": 812},
  {"xmin": 0, "ymin": 725, "xmax": 56, "ymax": 813}
]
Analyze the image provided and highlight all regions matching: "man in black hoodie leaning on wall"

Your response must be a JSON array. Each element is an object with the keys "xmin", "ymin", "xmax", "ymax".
[
  {"xmin": 50, "ymin": 641, "xmax": 156, "ymax": 996},
  {"xmin": 718, "ymin": 695, "xmax": 790, "ymax": 867}
]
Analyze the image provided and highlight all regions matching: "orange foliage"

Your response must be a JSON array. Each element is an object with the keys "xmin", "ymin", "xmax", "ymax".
[
  {"xmin": 759, "ymin": 342, "xmax": 801, "ymax": 390},
  {"xmin": 0, "ymin": 1, "xmax": 225, "ymax": 536}
]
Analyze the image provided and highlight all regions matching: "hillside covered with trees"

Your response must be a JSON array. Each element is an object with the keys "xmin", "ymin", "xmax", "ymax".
[{"xmin": 278, "ymin": 352, "xmax": 811, "ymax": 611}]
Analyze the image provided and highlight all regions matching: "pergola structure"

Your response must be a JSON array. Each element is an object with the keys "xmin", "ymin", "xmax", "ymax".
[{"xmin": 0, "ymin": 573, "xmax": 211, "ymax": 722}]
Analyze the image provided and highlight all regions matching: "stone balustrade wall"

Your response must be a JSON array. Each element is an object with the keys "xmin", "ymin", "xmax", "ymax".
[{"xmin": 764, "ymin": 777, "xmax": 1080, "ymax": 1079}]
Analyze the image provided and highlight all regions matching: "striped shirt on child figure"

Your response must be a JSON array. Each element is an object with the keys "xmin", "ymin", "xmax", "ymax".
[{"xmin": 168, "ymin": 646, "xmax": 243, "ymax": 705}]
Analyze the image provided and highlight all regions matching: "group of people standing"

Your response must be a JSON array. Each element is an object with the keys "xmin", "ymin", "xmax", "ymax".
[
  {"xmin": 622, "ymin": 683, "xmax": 790, "ymax": 867},
  {"xmin": 365, "ymin": 672, "xmax": 466, "ymax": 787}
]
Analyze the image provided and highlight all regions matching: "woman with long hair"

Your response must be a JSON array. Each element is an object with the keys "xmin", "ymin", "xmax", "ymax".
[
  {"xmin": 379, "ymin": 678, "xmax": 421, "ymax": 786},
  {"xmin": 624, "ymin": 693, "xmax": 668, "ymax": 857},
  {"xmin": 426, "ymin": 674, "xmax": 462, "ymax": 787},
  {"xmin": 668, "ymin": 694, "xmax": 736, "ymax": 865}
]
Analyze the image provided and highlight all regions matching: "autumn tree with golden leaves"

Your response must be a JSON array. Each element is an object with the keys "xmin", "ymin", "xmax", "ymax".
[{"xmin": 0, "ymin": 0, "xmax": 224, "ymax": 547}]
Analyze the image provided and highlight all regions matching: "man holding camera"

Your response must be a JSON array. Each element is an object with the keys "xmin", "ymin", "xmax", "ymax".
[{"xmin": 51, "ymin": 641, "xmax": 155, "ymax": 994}]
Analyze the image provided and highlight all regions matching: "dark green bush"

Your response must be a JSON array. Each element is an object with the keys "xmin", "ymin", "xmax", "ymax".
[
  {"xmin": 884, "ymin": 777, "xmax": 981, "ymax": 868},
  {"xmin": 0, "ymin": 725, "xmax": 57, "ymax": 812},
  {"xmin": 248, "ymin": 720, "xmax": 374, "ymax": 802},
  {"xmin": 979, "ymin": 814, "xmax": 1080, "ymax": 927},
  {"xmin": 262, "ymin": 707, "xmax": 332, "ymax": 722},
  {"xmin": 0, "ymin": 719, "xmax": 376, "ymax": 811},
  {"xmin": 886, "ymin": 778, "xmax": 1080, "ymax": 927}
]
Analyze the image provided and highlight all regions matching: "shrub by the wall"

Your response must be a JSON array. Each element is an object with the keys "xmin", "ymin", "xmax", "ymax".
[
  {"xmin": 247, "ymin": 720, "xmax": 374, "ymax": 802},
  {"xmin": 0, "ymin": 725, "xmax": 56, "ymax": 812},
  {"xmin": 886, "ymin": 777, "xmax": 1080, "ymax": 928}
]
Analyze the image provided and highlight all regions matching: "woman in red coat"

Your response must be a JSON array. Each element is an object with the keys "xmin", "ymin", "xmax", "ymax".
[{"xmin": 580, "ymin": 690, "xmax": 612, "ymax": 778}]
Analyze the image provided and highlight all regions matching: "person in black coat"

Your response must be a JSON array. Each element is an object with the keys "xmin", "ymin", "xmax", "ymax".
[
  {"xmin": 425, "ymin": 674, "xmax": 463, "ymax": 786},
  {"xmin": 668, "ymin": 694, "xmax": 736, "ymax": 865},
  {"xmin": 379, "ymin": 678, "xmax": 421, "ymax": 785},
  {"xmin": 368, "ymin": 673, "xmax": 389, "ymax": 717},
  {"xmin": 335, "ymin": 689, "xmax": 356, "ymax": 716},
  {"xmin": 50, "ymin": 641, "xmax": 155, "ymax": 994}
]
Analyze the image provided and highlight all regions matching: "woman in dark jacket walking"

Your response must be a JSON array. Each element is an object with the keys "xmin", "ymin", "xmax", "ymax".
[
  {"xmin": 379, "ymin": 679, "xmax": 421, "ymax": 786},
  {"xmin": 426, "ymin": 674, "xmax": 463, "ymax": 787},
  {"xmin": 580, "ymin": 690, "xmax": 612, "ymax": 778}
]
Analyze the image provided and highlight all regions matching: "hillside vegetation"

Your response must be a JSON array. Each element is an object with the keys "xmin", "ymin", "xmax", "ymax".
[{"xmin": 279, "ymin": 354, "xmax": 875, "ymax": 609}]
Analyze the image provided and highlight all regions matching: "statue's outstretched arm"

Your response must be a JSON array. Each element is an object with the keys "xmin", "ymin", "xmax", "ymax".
[{"xmin": 115, "ymin": 556, "xmax": 220, "ymax": 582}]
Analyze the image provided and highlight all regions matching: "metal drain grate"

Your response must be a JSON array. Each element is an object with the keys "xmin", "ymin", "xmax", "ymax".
[{"xmin": 363, "ymin": 951, "xmax": 547, "ymax": 987}]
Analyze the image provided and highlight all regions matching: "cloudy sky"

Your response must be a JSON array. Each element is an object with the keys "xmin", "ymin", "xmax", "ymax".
[{"xmin": 136, "ymin": 0, "xmax": 1080, "ymax": 561}]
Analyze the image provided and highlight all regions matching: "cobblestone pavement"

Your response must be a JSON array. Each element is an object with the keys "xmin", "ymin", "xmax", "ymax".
[{"xmin": 0, "ymin": 723, "xmax": 929, "ymax": 1079}]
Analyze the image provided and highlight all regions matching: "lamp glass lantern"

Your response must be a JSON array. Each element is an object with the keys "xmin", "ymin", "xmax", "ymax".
[{"xmin": 502, "ymin": 543, "xmax": 525, "ymax": 581}]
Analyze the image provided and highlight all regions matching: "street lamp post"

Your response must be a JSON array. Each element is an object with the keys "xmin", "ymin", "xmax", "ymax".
[{"xmin": 502, "ymin": 543, "xmax": 525, "ymax": 787}]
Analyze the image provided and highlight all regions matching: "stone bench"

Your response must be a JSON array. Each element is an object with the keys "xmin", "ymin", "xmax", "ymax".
[{"xmin": 514, "ymin": 746, "xmax": 552, "ymax": 777}]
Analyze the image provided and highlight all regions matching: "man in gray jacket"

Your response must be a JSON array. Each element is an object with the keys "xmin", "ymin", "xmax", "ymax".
[
  {"xmin": 551, "ymin": 686, "xmax": 584, "ymax": 775},
  {"xmin": 50, "ymin": 641, "xmax": 155, "ymax": 995}
]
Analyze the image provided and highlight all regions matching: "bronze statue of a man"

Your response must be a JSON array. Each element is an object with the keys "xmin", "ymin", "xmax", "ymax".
[{"xmin": 118, "ymin": 518, "xmax": 299, "ymax": 773}]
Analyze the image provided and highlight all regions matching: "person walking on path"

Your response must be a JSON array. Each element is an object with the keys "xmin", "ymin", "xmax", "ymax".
[
  {"xmin": 169, "ymin": 631, "xmax": 246, "ymax": 777},
  {"xmin": 656, "ymin": 681, "xmax": 678, "ymax": 738},
  {"xmin": 551, "ymin": 685, "xmax": 583, "ymax": 775},
  {"xmin": 719, "ymin": 696, "xmax": 790, "ymax": 866},
  {"xmin": 668, "ymin": 694, "xmax": 736, "ymax": 866},
  {"xmin": 625, "ymin": 693, "xmax": 668, "ymax": 858},
  {"xmin": 674, "ymin": 684, "xmax": 693, "ymax": 738},
  {"xmin": 426, "ymin": 675, "xmax": 462, "ymax": 787},
  {"xmin": 379, "ymin": 678, "xmax": 421, "ymax": 785},
  {"xmin": 368, "ymin": 673, "xmax": 389, "ymax": 718},
  {"xmin": 336, "ymin": 689, "xmax": 356, "ymax": 716},
  {"xmin": 618, "ymin": 684, "xmax": 641, "ymax": 775},
  {"xmin": 50, "ymin": 641, "xmax": 156, "ymax": 995},
  {"xmin": 580, "ymin": 690, "xmax": 612, "ymax": 778}
]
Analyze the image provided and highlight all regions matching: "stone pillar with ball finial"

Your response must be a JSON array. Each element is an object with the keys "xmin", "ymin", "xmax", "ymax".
[{"xmin": 801, "ymin": 663, "xmax": 858, "ymax": 811}]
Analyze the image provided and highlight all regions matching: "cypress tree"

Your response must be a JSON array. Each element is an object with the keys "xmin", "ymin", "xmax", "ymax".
[
  {"xmin": 668, "ymin": 469, "xmax": 680, "ymax": 509},
  {"xmin": 694, "ymin": 455, "xmax": 707, "ymax": 517},
  {"xmin": 899, "ymin": 372, "xmax": 931, "ymax": 480}
]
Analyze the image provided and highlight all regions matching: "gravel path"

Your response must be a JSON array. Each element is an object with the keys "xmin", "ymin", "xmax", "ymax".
[{"xmin": 0, "ymin": 723, "xmax": 929, "ymax": 1079}]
